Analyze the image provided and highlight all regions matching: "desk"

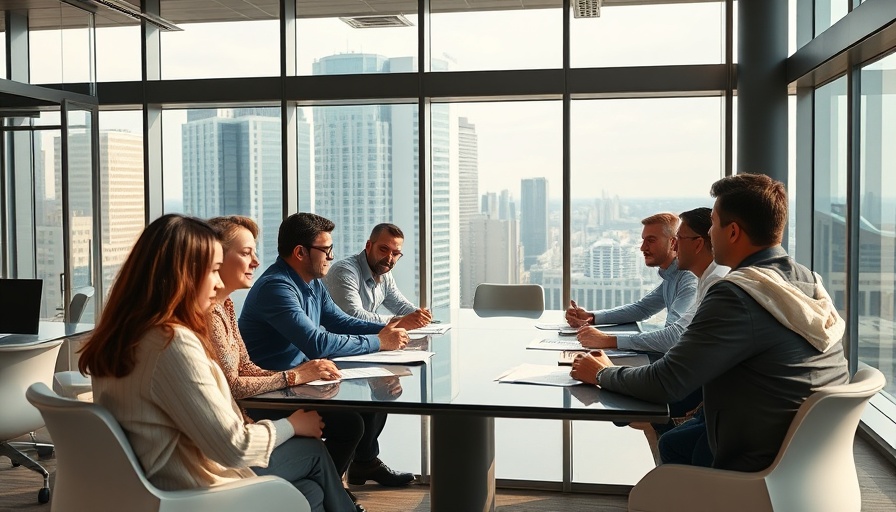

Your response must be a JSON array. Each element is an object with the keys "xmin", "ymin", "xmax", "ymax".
[
  {"xmin": 240, "ymin": 310, "xmax": 668, "ymax": 512},
  {"xmin": 0, "ymin": 321, "xmax": 93, "ymax": 347}
]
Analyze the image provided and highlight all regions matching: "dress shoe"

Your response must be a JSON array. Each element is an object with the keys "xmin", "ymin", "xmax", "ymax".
[{"xmin": 347, "ymin": 458, "xmax": 415, "ymax": 487}]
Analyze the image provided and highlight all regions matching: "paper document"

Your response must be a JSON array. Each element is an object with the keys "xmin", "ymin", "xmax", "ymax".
[
  {"xmin": 305, "ymin": 366, "xmax": 408, "ymax": 386},
  {"xmin": 332, "ymin": 351, "xmax": 434, "ymax": 364},
  {"xmin": 409, "ymin": 324, "xmax": 451, "ymax": 335},
  {"xmin": 527, "ymin": 338, "xmax": 586, "ymax": 351},
  {"xmin": 557, "ymin": 350, "xmax": 648, "ymax": 366},
  {"xmin": 496, "ymin": 363, "xmax": 582, "ymax": 387},
  {"xmin": 534, "ymin": 322, "xmax": 570, "ymax": 330}
]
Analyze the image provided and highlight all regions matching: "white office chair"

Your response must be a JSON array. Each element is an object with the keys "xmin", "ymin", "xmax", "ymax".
[
  {"xmin": 53, "ymin": 287, "xmax": 95, "ymax": 400},
  {"xmin": 26, "ymin": 382, "xmax": 310, "ymax": 512},
  {"xmin": 472, "ymin": 283, "xmax": 545, "ymax": 318},
  {"xmin": 628, "ymin": 367, "xmax": 886, "ymax": 512},
  {"xmin": 0, "ymin": 339, "xmax": 65, "ymax": 504}
]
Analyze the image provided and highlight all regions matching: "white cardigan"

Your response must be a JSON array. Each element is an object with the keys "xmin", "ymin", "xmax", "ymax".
[{"xmin": 92, "ymin": 325, "xmax": 277, "ymax": 491}]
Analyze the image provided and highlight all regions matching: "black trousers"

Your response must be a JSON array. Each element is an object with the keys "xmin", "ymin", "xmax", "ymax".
[{"xmin": 247, "ymin": 408, "xmax": 386, "ymax": 475}]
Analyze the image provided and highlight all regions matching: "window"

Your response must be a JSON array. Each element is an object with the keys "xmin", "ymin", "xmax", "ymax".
[
  {"xmin": 570, "ymin": 96, "xmax": 722, "ymax": 484},
  {"xmin": 296, "ymin": 1, "xmax": 418, "ymax": 75},
  {"xmin": 431, "ymin": 2, "xmax": 561, "ymax": 72},
  {"xmin": 859, "ymin": 52, "xmax": 896, "ymax": 399},
  {"xmin": 163, "ymin": 107, "xmax": 283, "ymax": 278},
  {"xmin": 812, "ymin": 76, "xmax": 848, "ymax": 316}
]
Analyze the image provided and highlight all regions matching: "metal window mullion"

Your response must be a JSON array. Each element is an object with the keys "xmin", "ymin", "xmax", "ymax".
[
  {"xmin": 281, "ymin": 0, "xmax": 298, "ymax": 216},
  {"xmin": 845, "ymin": 62, "xmax": 861, "ymax": 376},
  {"xmin": 561, "ymin": 0, "xmax": 573, "ymax": 494},
  {"xmin": 724, "ymin": 0, "xmax": 734, "ymax": 176},
  {"xmin": 418, "ymin": 0, "xmax": 433, "ymax": 485},
  {"xmin": 60, "ymin": 102, "xmax": 73, "ymax": 320}
]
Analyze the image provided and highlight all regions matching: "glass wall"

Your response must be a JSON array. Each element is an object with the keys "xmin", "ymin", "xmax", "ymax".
[
  {"xmin": 431, "ymin": 2, "xmax": 560, "ymax": 72},
  {"xmin": 299, "ymin": 103, "xmax": 421, "ymax": 306},
  {"xmin": 163, "ymin": 106, "xmax": 283, "ymax": 310},
  {"xmin": 813, "ymin": 76, "xmax": 848, "ymax": 314},
  {"xmin": 571, "ymin": 2, "xmax": 725, "ymax": 68},
  {"xmin": 160, "ymin": 19, "xmax": 280, "ymax": 79},
  {"xmin": 815, "ymin": 0, "xmax": 849, "ymax": 36},
  {"xmin": 10, "ymin": 0, "xmax": 896, "ymax": 488},
  {"xmin": 97, "ymin": 110, "xmax": 145, "ymax": 300},
  {"xmin": 296, "ymin": 1, "xmax": 418, "ymax": 75},
  {"xmin": 96, "ymin": 25, "xmax": 141, "ymax": 82},
  {"xmin": 28, "ymin": 5, "xmax": 94, "ymax": 85},
  {"xmin": 859, "ymin": 51, "xmax": 896, "ymax": 398}
]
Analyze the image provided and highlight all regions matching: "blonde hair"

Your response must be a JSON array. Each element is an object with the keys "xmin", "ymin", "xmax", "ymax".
[
  {"xmin": 208, "ymin": 216, "xmax": 259, "ymax": 252},
  {"xmin": 641, "ymin": 212, "xmax": 679, "ymax": 238}
]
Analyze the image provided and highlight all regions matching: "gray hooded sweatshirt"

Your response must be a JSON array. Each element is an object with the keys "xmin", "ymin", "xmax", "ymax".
[{"xmin": 599, "ymin": 246, "xmax": 850, "ymax": 472}]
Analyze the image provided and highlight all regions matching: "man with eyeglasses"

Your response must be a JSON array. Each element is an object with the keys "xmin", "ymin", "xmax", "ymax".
[
  {"xmin": 566, "ymin": 212, "xmax": 698, "ymax": 354},
  {"xmin": 323, "ymin": 223, "xmax": 431, "ymax": 330},
  {"xmin": 240, "ymin": 212, "xmax": 416, "ymax": 489}
]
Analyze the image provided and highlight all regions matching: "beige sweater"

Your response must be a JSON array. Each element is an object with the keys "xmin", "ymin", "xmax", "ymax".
[{"xmin": 91, "ymin": 325, "xmax": 277, "ymax": 491}]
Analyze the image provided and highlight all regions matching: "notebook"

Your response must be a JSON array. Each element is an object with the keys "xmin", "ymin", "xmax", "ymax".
[{"xmin": 0, "ymin": 278, "xmax": 43, "ymax": 334}]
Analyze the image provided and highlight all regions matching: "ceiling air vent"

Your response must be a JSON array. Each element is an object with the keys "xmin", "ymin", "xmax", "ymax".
[
  {"xmin": 573, "ymin": 0, "xmax": 602, "ymax": 18},
  {"xmin": 340, "ymin": 14, "xmax": 413, "ymax": 29}
]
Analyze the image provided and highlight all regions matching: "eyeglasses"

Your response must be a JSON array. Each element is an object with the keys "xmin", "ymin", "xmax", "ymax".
[
  {"xmin": 306, "ymin": 245, "xmax": 335, "ymax": 259},
  {"xmin": 673, "ymin": 235, "xmax": 704, "ymax": 242}
]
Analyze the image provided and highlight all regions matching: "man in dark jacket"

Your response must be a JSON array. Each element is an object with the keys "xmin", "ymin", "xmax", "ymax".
[{"xmin": 570, "ymin": 173, "xmax": 849, "ymax": 472}]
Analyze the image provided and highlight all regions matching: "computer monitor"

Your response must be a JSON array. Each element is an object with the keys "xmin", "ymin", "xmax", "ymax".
[{"xmin": 0, "ymin": 278, "xmax": 43, "ymax": 334}]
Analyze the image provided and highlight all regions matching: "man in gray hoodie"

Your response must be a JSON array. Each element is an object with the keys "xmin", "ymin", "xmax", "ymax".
[{"xmin": 570, "ymin": 173, "xmax": 849, "ymax": 472}]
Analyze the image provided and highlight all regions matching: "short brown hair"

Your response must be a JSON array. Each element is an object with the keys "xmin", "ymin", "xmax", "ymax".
[
  {"xmin": 710, "ymin": 173, "xmax": 787, "ymax": 246},
  {"xmin": 208, "ymin": 216, "xmax": 259, "ymax": 252},
  {"xmin": 641, "ymin": 212, "xmax": 679, "ymax": 238},
  {"xmin": 79, "ymin": 214, "xmax": 219, "ymax": 378},
  {"xmin": 369, "ymin": 223, "xmax": 404, "ymax": 242}
]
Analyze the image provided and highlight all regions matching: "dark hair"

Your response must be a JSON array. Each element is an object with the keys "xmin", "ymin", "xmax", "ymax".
[
  {"xmin": 679, "ymin": 207, "xmax": 713, "ymax": 248},
  {"xmin": 369, "ymin": 223, "xmax": 404, "ymax": 242},
  {"xmin": 208, "ymin": 215, "xmax": 259, "ymax": 252},
  {"xmin": 710, "ymin": 173, "xmax": 787, "ymax": 246},
  {"xmin": 278, "ymin": 212, "xmax": 335, "ymax": 259},
  {"xmin": 79, "ymin": 214, "xmax": 219, "ymax": 378}
]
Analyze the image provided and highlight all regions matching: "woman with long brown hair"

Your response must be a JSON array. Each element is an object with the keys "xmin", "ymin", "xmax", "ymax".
[{"xmin": 79, "ymin": 213, "xmax": 355, "ymax": 512}]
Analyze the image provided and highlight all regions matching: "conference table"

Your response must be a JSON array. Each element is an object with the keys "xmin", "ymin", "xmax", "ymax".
[
  {"xmin": 0, "ymin": 321, "xmax": 93, "ymax": 347},
  {"xmin": 240, "ymin": 310, "xmax": 668, "ymax": 512}
]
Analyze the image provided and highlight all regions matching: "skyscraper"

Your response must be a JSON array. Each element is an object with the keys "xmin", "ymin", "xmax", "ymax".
[
  {"xmin": 311, "ymin": 53, "xmax": 453, "ymax": 310},
  {"xmin": 44, "ymin": 130, "xmax": 144, "ymax": 320},
  {"xmin": 458, "ymin": 116, "xmax": 479, "ymax": 242},
  {"xmin": 521, "ymin": 177, "xmax": 549, "ymax": 269},
  {"xmin": 181, "ymin": 108, "xmax": 282, "ymax": 267},
  {"xmin": 461, "ymin": 214, "xmax": 519, "ymax": 307}
]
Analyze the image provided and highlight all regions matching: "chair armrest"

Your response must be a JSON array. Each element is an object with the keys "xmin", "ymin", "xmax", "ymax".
[
  {"xmin": 629, "ymin": 464, "xmax": 773, "ymax": 512},
  {"xmin": 158, "ymin": 475, "xmax": 309, "ymax": 512}
]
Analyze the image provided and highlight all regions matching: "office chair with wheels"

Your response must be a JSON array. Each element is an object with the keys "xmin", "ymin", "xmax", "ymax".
[
  {"xmin": 629, "ymin": 367, "xmax": 886, "ymax": 512},
  {"xmin": 26, "ymin": 382, "xmax": 310, "ymax": 512},
  {"xmin": 0, "ymin": 339, "xmax": 65, "ymax": 504},
  {"xmin": 472, "ymin": 283, "xmax": 545, "ymax": 318}
]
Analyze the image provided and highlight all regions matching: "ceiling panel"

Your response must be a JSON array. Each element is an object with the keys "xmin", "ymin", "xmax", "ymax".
[{"xmin": 2, "ymin": 0, "xmax": 722, "ymax": 29}]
